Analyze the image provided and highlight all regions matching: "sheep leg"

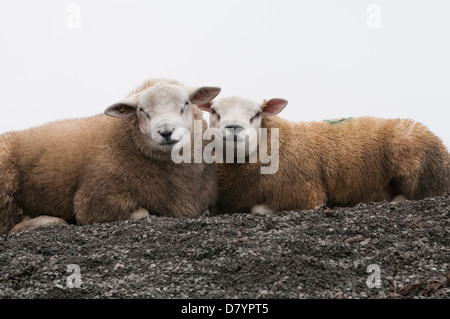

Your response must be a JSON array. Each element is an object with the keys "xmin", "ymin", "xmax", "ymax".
[
  {"xmin": 129, "ymin": 208, "xmax": 150, "ymax": 221},
  {"xmin": 74, "ymin": 185, "xmax": 143, "ymax": 225},
  {"xmin": 391, "ymin": 194, "xmax": 408, "ymax": 203},
  {"xmin": 251, "ymin": 204, "xmax": 276, "ymax": 216},
  {"xmin": 9, "ymin": 215, "xmax": 68, "ymax": 234}
]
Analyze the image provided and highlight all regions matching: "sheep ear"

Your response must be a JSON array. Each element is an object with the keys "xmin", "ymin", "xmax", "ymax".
[
  {"xmin": 261, "ymin": 98, "xmax": 288, "ymax": 116},
  {"xmin": 190, "ymin": 87, "xmax": 221, "ymax": 105},
  {"xmin": 104, "ymin": 94, "xmax": 139, "ymax": 118},
  {"xmin": 196, "ymin": 101, "xmax": 213, "ymax": 112}
]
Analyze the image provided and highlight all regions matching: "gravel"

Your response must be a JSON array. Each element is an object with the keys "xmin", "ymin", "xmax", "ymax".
[{"xmin": 0, "ymin": 196, "xmax": 449, "ymax": 299}]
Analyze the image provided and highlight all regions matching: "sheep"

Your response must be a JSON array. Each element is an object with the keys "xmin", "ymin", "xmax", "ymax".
[
  {"xmin": 0, "ymin": 79, "xmax": 221, "ymax": 235},
  {"xmin": 198, "ymin": 96, "xmax": 450, "ymax": 215}
]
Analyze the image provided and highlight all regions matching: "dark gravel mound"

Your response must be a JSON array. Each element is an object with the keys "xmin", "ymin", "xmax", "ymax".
[{"xmin": 0, "ymin": 197, "xmax": 449, "ymax": 299}]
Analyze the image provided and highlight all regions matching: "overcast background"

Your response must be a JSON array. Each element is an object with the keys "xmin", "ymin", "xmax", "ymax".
[{"xmin": 0, "ymin": 0, "xmax": 449, "ymax": 149}]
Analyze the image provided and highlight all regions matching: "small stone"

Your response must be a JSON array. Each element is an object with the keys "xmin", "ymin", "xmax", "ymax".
[
  {"xmin": 257, "ymin": 289, "xmax": 269, "ymax": 297},
  {"xmin": 360, "ymin": 239, "xmax": 370, "ymax": 246},
  {"xmin": 114, "ymin": 263, "xmax": 125, "ymax": 270}
]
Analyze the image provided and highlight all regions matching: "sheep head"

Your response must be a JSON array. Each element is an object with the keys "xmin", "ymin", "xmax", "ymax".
[
  {"xmin": 105, "ymin": 81, "xmax": 221, "ymax": 152},
  {"xmin": 198, "ymin": 96, "xmax": 288, "ymax": 158}
]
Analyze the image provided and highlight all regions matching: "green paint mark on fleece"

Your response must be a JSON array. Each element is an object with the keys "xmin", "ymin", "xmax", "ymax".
[{"xmin": 324, "ymin": 117, "xmax": 353, "ymax": 125}]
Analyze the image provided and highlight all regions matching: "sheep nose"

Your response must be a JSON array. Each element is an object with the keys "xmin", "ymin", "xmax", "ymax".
[
  {"xmin": 225, "ymin": 125, "xmax": 244, "ymax": 141},
  {"xmin": 159, "ymin": 130, "xmax": 173, "ymax": 140},
  {"xmin": 225, "ymin": 125, "xmax": 244, "ymax": 132}
]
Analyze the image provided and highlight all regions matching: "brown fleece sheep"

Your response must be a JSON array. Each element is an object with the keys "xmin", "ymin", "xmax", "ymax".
[
  {"xmin": 198, "ymin": 96, "xmax": 450, "ymax": 215},
  {"xmin": 0, "ymin": 79, "xmax": 221, "ymax": 235}
]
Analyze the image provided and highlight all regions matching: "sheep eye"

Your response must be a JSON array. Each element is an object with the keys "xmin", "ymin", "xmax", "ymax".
[
  {"xmin": 181, "ymin": 101, "xmax": 190, "ymax": 114},
  {"xmin": 118, "ymin": 105, "xmax": 126, "ymax": 113},
  {"xmin": 138, "ymin": 107, "xmax": 150, "ymax": 119},
  {"xmin": 211, "ymin": 109, "xmax": 220, "ymax": 121},
  {"xmin": 250, "ymin": 112, "xmax": 261, "ymax": 123}
]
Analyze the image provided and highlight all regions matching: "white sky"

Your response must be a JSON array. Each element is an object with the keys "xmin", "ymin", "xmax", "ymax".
[{"xmin": 0, "ymin": 0, "xmax": 449, "ymax": 149}]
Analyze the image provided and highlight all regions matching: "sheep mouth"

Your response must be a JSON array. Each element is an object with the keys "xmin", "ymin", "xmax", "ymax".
[
  {"xmin": 158, "ymin": 140, "xmax": 178, "ymax": 146},
  {"xmin": 223, "ymin": 136, "xmax": 246, "ymax": 143}
]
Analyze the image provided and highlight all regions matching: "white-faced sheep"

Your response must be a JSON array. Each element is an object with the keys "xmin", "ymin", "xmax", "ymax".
[
  {"xmin": 0, "ymin": 79, "xmax": 221, "ymax": 234},
  {"xmin": 198, "ymin": 96, "xmax": 450, "ymax": 215}
]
